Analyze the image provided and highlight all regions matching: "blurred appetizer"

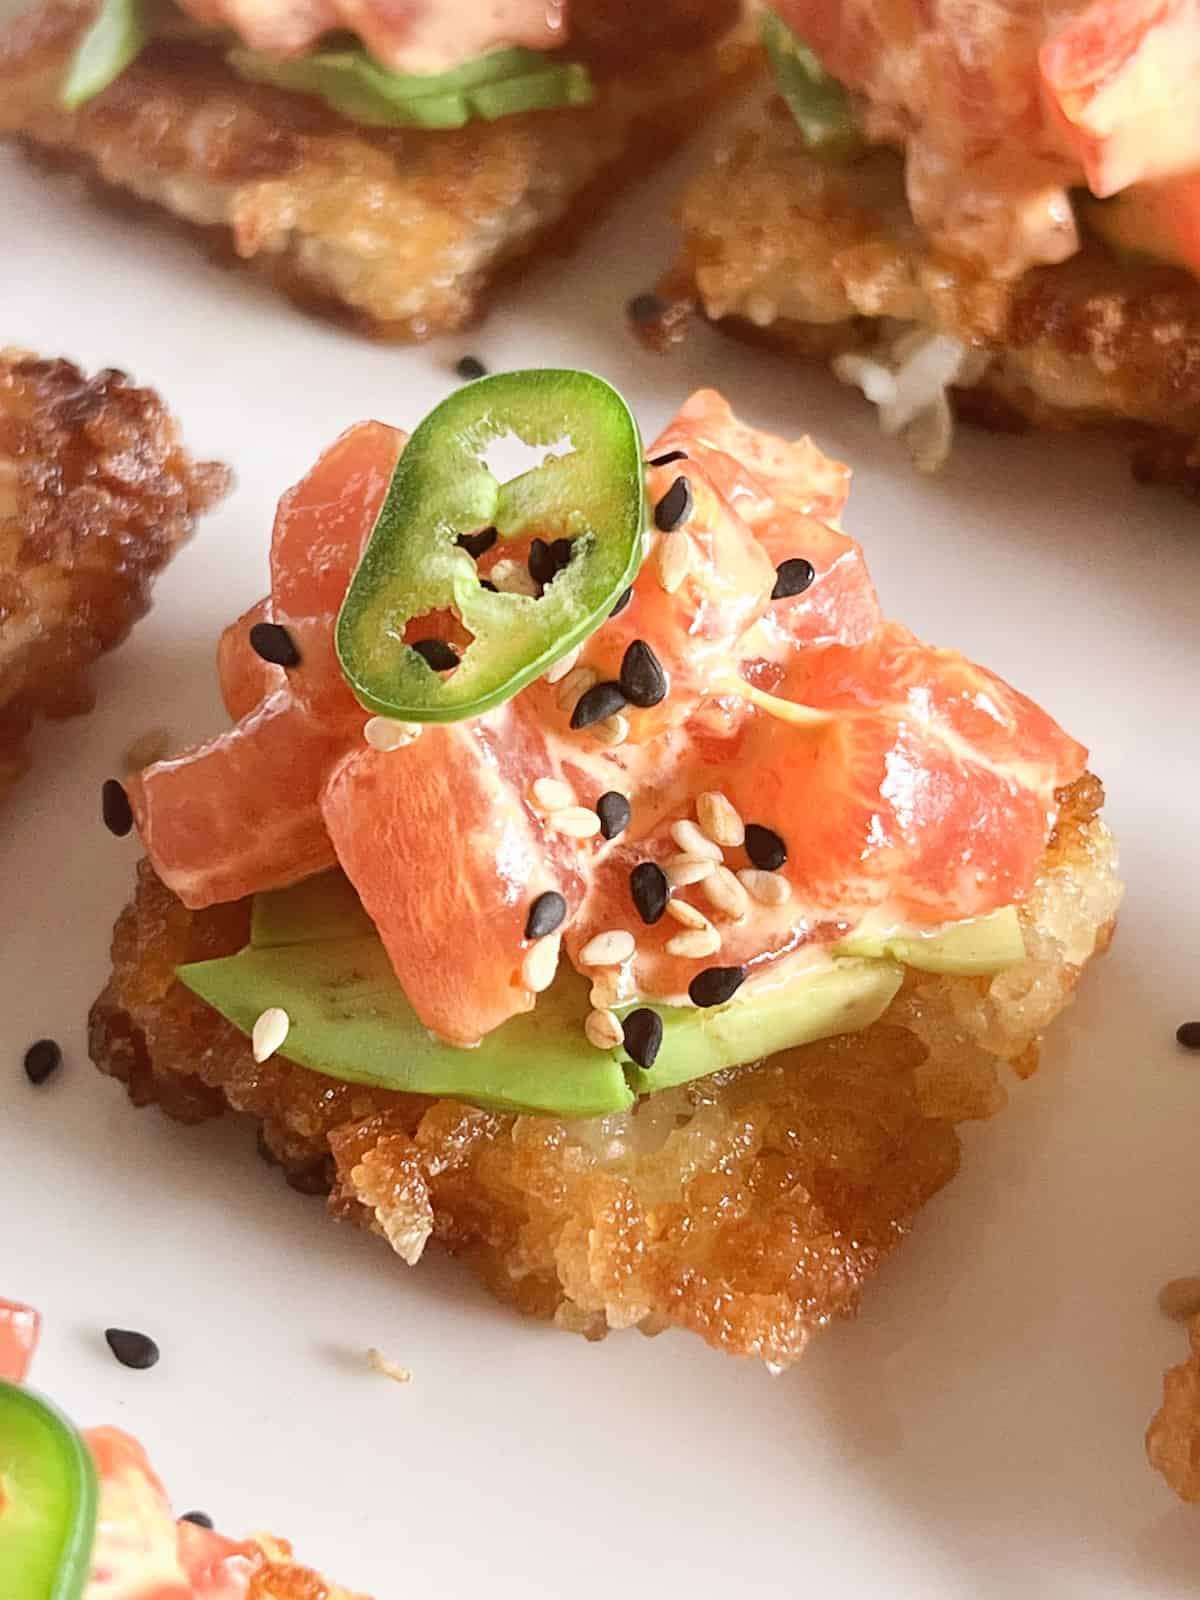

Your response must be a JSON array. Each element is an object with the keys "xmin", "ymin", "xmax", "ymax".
[
  {"xmin": 90, "ymin": 370, "xmax": 1121, "ymax": 1364},
  {"xmin": 0, "ymin": 351, "xmax": 225, "ymax": 798},
  {"xmin": 0, "ymin": 1297, "xmax": 370, "ymax": 1598},
  {"xmin": 654, "ymin": 4, "xmax": 1200, "ymax": 491},
  {"xmin": 0, "ymin": 0, "xmax": 749, "ymax": 338}
]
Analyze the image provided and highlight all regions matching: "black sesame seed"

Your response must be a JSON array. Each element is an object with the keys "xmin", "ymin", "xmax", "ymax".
[
  {"xmin": 105, "ymin": 1328, "xmax": 160, "ymax": 1370},
  {"xmin": 101, "ymin": 778, "xmax": 133, "ymax": 838},
  {"xmin": 457, "ymin": 526, "xmax": 498, "ymax": 559},
  {"xmin": 455, "ymin": 355, "xmax": 487, "ymax": 381},
  {"xmin": 654, "ymin": 475, "xmax": 693, "ymax": 533},
  {"xmin": 23, "ymin": 1038, "xmax": 62, "ymax": 1086},
  {"xmin": 630, "ymin": 861, "xmax": 669, "ymax": 925},
  {"xmin": 744, "ymin": 823, "xmax": 788, "ymax": 872},
  {"xmin": 248, "ymin": 621, "xmax": 300, "ymax": 668},
  {"xmin": 412, "ymin": 638, "xmax": 460, "ymax": 672},
  {"xmin": 550, "ymin": 537, "xmax": 574, "ymax": 571},
  {"xmin": 619, "ymin": 639, "xmax": 668, "ymax": 708},
  {"xmin": 626, "ymin": 292, "xmax": 664, "ymax": 325},
  {"xmin": 525, "ymin": 891, "xmax": 567, "ymax": 941},
  {"xmin": 622, "ymin": 1007, "xmax": 663, "ymax": 1069},
  {"xmin": 688, "ymin": 965, "xmax": 746, "ymax": 1008},
  {"xmin": 480, "ymin": 579, "xmax": 498, "ymax": 593},
  {"xmin": 180, "ymin": 1511, "xmax": 214, "ymax": 1529},
  {"xmin": 570, "ymin": 680, "xmax": 627, "ymax": 730},
  {"xmin": 609, "ymin": 586, "xmax": 633, "ymax": 618},
  {"xmin": 648, "ymin": 449, "xmax": 688, "ymax": 468},
  {"xmin": 528, "ymin": 537, "xmax": 556, "ymax": 587},
  {"xmin": 596, "ymin": 791, "xmax": 631, "ymax": 840},
  {"xmin": 1177, "ymin": 1021, "xmax": 1200, "ymax": 1051},
  {"xmin": 771, "ymin": 558, "xmax": 817, "ymax": 600}
]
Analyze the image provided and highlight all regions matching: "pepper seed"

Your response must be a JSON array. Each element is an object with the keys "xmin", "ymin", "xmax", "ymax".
[
  {"xmin": 105, "ymin": 1328, "xmax": 160, "ymax": 1370},
  {"xmin": 688, "ymin": 965, "xmax": 747, "ymax": 1008},
  {"xmin": 525, "ymin": 891, "xmax": 567, "ymax": 940},
  {"xmin": 570, "ymin": 680, "xmax": 627, "ymax": 730},
  {"xmin": 23, "ymin": 1038, "xmax": 62, "ymax": 1085},
  {"xmin": 596, "ymin": 791, "xmax": 631, "ymax": 840},
  {"xmin": 101, "ymin": 778, "xmax": 133, "ymax": 837},
  {"xmin": 248, "ymin": 621, "xmax": 300, "ymax": 668},
  {"xmin": 654, "ymin": 475, "xmax": 693, "ymax": 532},
  {"xmin": 630, "ymin": 861, "xmax": 669, "ymax": 925},
  {"xmin": 621, "ymin": 1007, "xmax": 663, "ymax": 1069},
  {"xmin": 771, "ymin": 558, "xmax": 817, "ymax": 600},
  {"xmin": 744, "ymin": 823, "xmax": 788, "ymax": 871}
]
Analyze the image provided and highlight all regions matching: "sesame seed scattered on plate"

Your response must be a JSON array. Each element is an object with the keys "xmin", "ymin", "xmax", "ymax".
[
  {"xmin": 653, "ymin": 475, "xmax": 693, "ymax": 533},
  {"xmin": 105, "ymin": 1328, "xmax": 160, "ymax": 1370},
  {"xmin": 101, "ymin": 778, "xmax": 133, "ymax": 837},
  {"xmin": 248, "ymin": 621, "xmax": 300, "ymax": 668},
  {"xmin": 180, "ymin": 1512, "xmax": 214, "ymax": 1529},
  {"xmin": 621, "ymin": 1008, "xmax": 663, "ymax": 1069},
  {"xmin": 744, "ymin": 824, "xmax": 788, "ymax": 872},
  {"xmin": 771, "ymin": 558, "xmax": 817, "ymax": 600},
  {"xmin": 1177, "ymin": 1021, "xmax": 1200, "ymax": 1050},
  {"xmin": 455, "ymin": 355, "xmax": 487, "ymax": 380},
  {"xmin": 23, "ymin": 1038, "xmax": 62, "ymax": 1085}
]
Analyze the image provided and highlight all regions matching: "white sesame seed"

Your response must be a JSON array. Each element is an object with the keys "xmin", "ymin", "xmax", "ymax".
[
  {"xmin": 364, "ymin": 716, "xmax": 423, "ymax": 752},
  {"xmin": 665, "ymin": 898, "xmax": 711, "ymax": 930},
  {"xmin": 664, "ymin": 854, "xmax": 716, "ymax": 888},
  {"xmin": 544, "ymin": 645, "xmax": 581, "ymax": 686},
  {"xmin": 657, "ymin": 530, "xmax": 691, "ymax": 594},
  {"xmin": 367, "ymin": 1347, "xmax": 412, "ymax": 1384},
  {"xmin": 590, "ymin": 713, "xmax": 628, "ymax": 748},
  {"xmin": 554, "ymin": 664, "xmax": 598, "ymax": 711},
  {"xmin": 584, "ymin": 1008, "xmax": 625, "ymax": 1051},
  {"xmin": 522, "ymin": 934, "xmax": 560, "ymax": 993},
  {"xmin": 550, "ymin": 806, "xmax": 602, "ymax": 840},
  {"xmin": 531, "ymin": 776, "xmax": 574, "ymax": 812},
  {"xmin": 579, "ymin": 929, "xmax": 636, "ymax": 967},
  {"xmin": 696, "ymin": 791, "xmax": 745, "ymax": 849},
  {"xmin": 491, "ymin": 558, "xmax": 539, "ymax": 597},
  {"xmin": 702, "ymin": 865, "xmax": 750, "ymax": 921},
  {"xmin": 589, "ymin": 975, "xmax": 619, "ymax": 1010},
  {"xmin": 670, "ymin": 819, "xmax": 723, "ymax": 861},
  {"xmin": 738, "ymin": 868, "xmax": 793, "ymax": 906},
  {"xmin": 664, "ymin": 926, "xmax": 722, "ymax": 959},
  {"xmin": 252, "ymin": 1006, "xmax": 290, "ymax": 1063}
]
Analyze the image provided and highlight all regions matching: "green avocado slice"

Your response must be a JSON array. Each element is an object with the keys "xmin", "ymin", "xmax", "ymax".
[
  {"xmin": 832, "ymin": 905, "xmax": 1025, "ymax": 976},
  {"xmin": 761, "ymin": 10, "xmax": 863, "ymax": 161},
  {"xmin": 179, "ymin": 873, "xmax": 907, "ymax": 1119},
  {"xmin": 226, "ymin": 45, "xmax": 593, "ymax": 130}
]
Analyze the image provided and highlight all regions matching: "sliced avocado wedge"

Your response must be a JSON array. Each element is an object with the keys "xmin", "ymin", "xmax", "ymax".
[
  {"xmin": 179, "ymin": 938, "xmax": 636, "ymax": 1119},
  {"xmin": 833, "ymin": 905, "xmax": 1025, "ymax": 976},
  {"xmin": 251, "ymin": 869, "xmax": 374, "ymax": 948},
  {"xmin": 182, "ymin": 874, "xmax": 906, "ymax": 1118},
  {"xmin": 617, "ymin": 958, "xmax": 902, "ymax": 1098},
  {"xmin": 227, "ymin": 44, "xmax": 593, "ymax": 131}
]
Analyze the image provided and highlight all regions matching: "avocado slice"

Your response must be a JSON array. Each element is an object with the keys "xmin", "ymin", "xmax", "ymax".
[
  {"xmin": 618, "ymin": 957, "xmax": 903, "ymax": 1098},
  {"xmin": 832, "ymin": 904, "xmax": 1025, "ymax": 976},
  {"xmin": 179, "ymin": 874, "xmax": 906, "ymax": 1118},
  {"xmin": 227, "ymin": 45, "xmax": 593, "ymax": 131}
]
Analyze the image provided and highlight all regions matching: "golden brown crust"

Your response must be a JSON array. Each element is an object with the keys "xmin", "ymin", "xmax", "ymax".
[
  {"xmin": 0, "ymin": 351, "xmax": 227, "ymax": 796},
  {"xmin": 1147, "ymin": 1318, "xmax": 1200, "ymax": 1502},
  {"xmin": 0, "ymin": 5, "xmax": 753, "ymax": 339},
  {"xmin": 662, "ymin": 96, "xmax": 1200, "ymax": 495},
  {"xmin": 89, "ymin": 775, "xmax": 1120, "ymax": 1364}
]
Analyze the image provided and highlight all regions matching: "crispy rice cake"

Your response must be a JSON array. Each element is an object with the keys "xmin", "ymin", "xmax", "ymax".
[
  {"xmin": 0, "ymin": 351, "xmax": 226, "ymax": 797},
  {"xmin": 656, "ymin": 96, "xmax": 1200, "ymax": 496},
  {"xmin": 0, "ymin": 1, "xmax": 750, "ymax": 338},
  {"xmin": 89, "ymin": 774, "xmax": 1120, "ymax": 1364}
]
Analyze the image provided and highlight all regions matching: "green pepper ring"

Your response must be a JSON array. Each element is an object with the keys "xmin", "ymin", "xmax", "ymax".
[
  {"xmin": 336, "ymin": 369, "xmax": 646, "ymax": 724},
  {"xmin": 0, "ymin": 1381, "xmax": 98, "ymax": 1600}
]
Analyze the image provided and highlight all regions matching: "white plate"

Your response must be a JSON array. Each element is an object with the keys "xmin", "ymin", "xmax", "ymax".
[{"xmin": 2, "ymin": 123, "xmax": 1199, "ymax": 1600}]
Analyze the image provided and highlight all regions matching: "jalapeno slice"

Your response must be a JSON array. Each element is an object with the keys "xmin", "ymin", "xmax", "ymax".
[
  {"xmin": 335, "ymin": 369, "xmax": 645, "ymax": 723},
  {"xmin": 0, "ymin": 1382, "xmax": 97, "ymax": 1600}
]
